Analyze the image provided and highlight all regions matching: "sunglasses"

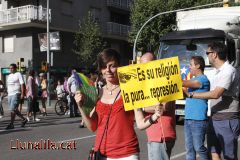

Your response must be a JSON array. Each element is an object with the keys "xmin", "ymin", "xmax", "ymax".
[{"xmin": 206, "ymin": 51, "xmax": 214, "ymax": 55}]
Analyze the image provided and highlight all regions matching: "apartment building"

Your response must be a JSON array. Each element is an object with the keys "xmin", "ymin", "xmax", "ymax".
[{"xmin": 0, "ymin": 0, "xmax": 132, "ymax": 81}]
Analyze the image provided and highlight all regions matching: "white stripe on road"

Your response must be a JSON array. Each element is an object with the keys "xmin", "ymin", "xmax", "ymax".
[
  {"xmin": 1, "ymin": 127, "xmax": 239, "ymax": 159},
  {"xmin": 0, "ymin": 127, "xmax": 96, "ymax": 140},
  {"xmin": 57, "ymin": 135, "xmax": 96, "ymax": 143},
  {"xmin": 170, "ymin": 137, "xmax": 240, "ymax": 159}
]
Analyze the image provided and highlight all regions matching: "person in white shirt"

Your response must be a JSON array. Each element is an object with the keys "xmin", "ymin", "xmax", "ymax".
[
  {"xmin": 6, "ymin": 63, "xmax": 27, "ymax": 130},
  {"xmin": 67, "ymin": 69, "xmax": 80, "ymax": 118}
]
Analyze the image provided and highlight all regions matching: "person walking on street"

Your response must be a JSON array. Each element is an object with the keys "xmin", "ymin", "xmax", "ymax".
[
  {"xmin": 134, "ymin": 52, "xmax": 176, "ymax": 160},
  {"xmin": 26, "ymin": 70, "xmax": 40, "ymax": 122},
  {"xmin": 0, "ymin": 80, "xmax": 5, "ymax": 118},
  {"xmin": 39, "ymin": 73, "xmax": 48, "ymax": 116},
  {"xmin": 182, "ymin": 56, "xmax": 210, "ymax": 160},
  {"xmin": 184, "ymin": 42, "xmax": 240, "ymax": 160},
  {"xmin": 6, "ymin": 63, "xmax": 27, "ymax": 129},
  {"xmin": 67, "ymin": 69, "xmax": 80, "ymax": 117}
]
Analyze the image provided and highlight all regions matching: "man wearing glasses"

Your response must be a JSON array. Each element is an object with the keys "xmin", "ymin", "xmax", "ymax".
[
  {"xmin": 184, "ymin": 42, "xmax": 240, "ymax": 160},
  {"xmin": 6, "ymin": 63, "xmax": 27, "ymax": 129}
]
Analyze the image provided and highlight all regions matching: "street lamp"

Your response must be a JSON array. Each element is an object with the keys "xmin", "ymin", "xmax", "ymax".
[
  {"xmin": 132, "ymin": 1, "xmax": 224, "ymax": 61},
  {"xmin": 47, "ymin": 0, "xmax": 51, "ymax": 106}
]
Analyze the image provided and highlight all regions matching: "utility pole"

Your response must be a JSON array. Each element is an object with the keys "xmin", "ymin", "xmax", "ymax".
[{"xmin": 47, "ymin": 0, "xmax": 51, "ymax": 106}]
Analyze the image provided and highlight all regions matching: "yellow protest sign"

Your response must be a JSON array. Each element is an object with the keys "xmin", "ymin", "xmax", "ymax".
[{"xmin": 117, "ymin": 56, "xmax": 183, "ymax": 111}]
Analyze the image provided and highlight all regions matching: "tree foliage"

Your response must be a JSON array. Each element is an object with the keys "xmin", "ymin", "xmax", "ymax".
[
  {"xmin": 129, "ymin": 0, "xmax": 224, "ymax": 53},
  {"xmin": 74, "ymin": 12, "xmax": 104, "ymax": 68}
]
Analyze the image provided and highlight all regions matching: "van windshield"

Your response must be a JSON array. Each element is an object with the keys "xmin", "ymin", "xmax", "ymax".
[{"xmin": 157, "ymin": 39, "xmax": 224, "ymax": 66}]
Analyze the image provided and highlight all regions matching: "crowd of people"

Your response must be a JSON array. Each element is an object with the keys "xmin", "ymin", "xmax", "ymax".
[
  {"xmin": 0, "ymin": 41, "xmax": 239, "ymax": 160},
  {"xmin": 0, "ymin": 64, "xmax": 51, "ymax": 129},
  {"xmin": 0, "ymin": 65, "xmax": 100, "ymax": 128},
  {"xmin": 74, "ymin": 42, "xmax": 239, "ymax": 160}
]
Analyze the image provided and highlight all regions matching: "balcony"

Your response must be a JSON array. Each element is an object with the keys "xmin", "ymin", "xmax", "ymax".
[
  {"xmin": 104, "ymin": 22, "xmax": 130, "ymax": 40},
  {"xmin": 106, "ymin": 0, "xmax": 132, "ymax": 11},
  {"xmin": 0, "ymin": 5, "xmax": 50, "ymax": 27}
]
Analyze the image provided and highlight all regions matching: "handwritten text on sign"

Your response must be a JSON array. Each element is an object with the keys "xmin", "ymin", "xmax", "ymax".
[{"xmin": 117, "ymin": 56, "xmax": 183, "ymax": 111}]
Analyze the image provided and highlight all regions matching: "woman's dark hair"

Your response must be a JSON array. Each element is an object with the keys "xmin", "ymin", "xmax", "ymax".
[
  {"xmin": 97, "ymin": 48, "xmax": 121, "ymax": 72},
  {"xmin": 191, "ymin": 56, "xmax": 205, "ymax": 72}
]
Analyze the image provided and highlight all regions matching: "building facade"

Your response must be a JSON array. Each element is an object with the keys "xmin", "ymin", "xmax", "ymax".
[{"xmin": 0, "ymin": 0, "xmax": 132, "ymax": 81}]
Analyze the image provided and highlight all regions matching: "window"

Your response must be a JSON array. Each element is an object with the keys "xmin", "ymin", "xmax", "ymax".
[
  {"xmin": 61, "ymin": 0, "xmax": 73, "ymax": 16},
  {"xmin": 3, "ymin": 36, "xmax": 14, "ymax": 53},
  {"xmin": 90, "ymin": 7, "xmax": 101, "ymax": 23},
  {"xmin": 110, "ymin": 12, "xmax": 129, "ymax": 25}
]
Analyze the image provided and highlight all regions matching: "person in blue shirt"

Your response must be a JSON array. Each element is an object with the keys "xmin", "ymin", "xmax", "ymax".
[{"xmin": 182, "ymin": 56, "xmax": 210, "ymax": 160}]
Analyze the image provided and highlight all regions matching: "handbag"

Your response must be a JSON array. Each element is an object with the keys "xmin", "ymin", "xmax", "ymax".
[
  {"xmin": 88, "ymin": 90, "xmax": 121, "ymax": 160},
  {"xmin": 88, "ymin": 148, "xmax": 104, "ymax": 160}
]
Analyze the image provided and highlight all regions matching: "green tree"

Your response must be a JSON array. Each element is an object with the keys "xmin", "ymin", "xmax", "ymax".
[
  {"xmin": 74, "ymin": 12, "xmax": 104, "ymax": 68},
  {"xmin": 129, "ymin": 0, "xmax": 222, "ymax": 53}
]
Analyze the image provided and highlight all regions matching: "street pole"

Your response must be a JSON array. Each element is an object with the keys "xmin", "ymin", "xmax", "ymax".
[
  {"xmin": 47, "ymin": 0, "xmax": 51, "ymax": 106},
  {"xmin": 51, "ymin": 52, "xmax": 53, "ymax": 66}
]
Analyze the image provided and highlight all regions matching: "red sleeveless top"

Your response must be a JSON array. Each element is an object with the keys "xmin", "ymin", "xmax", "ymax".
[
  {"xmin": 146, "ymin": 110, "xmax": 176, "ymax": 142},
  {"xmin": 94, "ymin": 97, "xmax": 139, "ymax": 158}
]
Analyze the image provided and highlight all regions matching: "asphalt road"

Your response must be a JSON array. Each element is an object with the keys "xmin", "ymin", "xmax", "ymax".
[{"xmin": 0, "ymin": 99, "xmax": 239, "ymax": 160}]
